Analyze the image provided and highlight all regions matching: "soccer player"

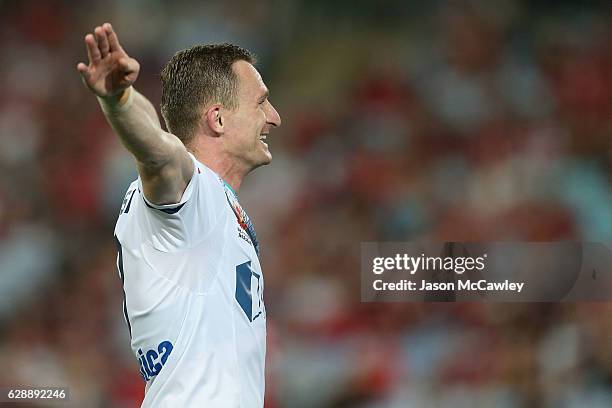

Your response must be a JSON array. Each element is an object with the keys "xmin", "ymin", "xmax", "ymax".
[{"xmin": 77, "ymin": 23, "xmax": 281, "ymax": 407}]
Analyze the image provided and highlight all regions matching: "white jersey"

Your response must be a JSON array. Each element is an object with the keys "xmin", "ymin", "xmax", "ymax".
[{"xmin": 114, "ymin": 153, "xmax": 266, "ymax": 407}]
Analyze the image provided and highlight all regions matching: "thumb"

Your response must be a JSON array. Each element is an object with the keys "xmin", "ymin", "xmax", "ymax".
[
  {"xmin": 76, "ymin": 62, "xmax": 90, "ymax": 78},
  {"xmin": 118, "ymin": 57, "xmax": 139, "ymax": 74}
]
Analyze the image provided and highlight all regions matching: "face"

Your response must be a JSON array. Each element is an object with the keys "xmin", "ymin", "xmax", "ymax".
[{"xmin": 221, "ymin": 60, "xmax": 281, "ymax": 171}]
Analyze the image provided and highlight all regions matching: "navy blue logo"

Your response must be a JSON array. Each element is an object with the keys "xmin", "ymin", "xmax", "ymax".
[
  {"xmin": 137, "ymin": 340, "xmax": 173, "ymax": 382},
  {"xmin": 235, "ymin": 261, "xmax": 265, "ymax": 322}
]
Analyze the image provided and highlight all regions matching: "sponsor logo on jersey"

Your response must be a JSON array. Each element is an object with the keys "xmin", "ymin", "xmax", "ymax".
[
  {"xmin": 137, "ymin": 340, "xmax": 173, "ymax": 382},
  {"xmin": 238, "ymin": 226, "xmax": 253, "ymax": 246}
]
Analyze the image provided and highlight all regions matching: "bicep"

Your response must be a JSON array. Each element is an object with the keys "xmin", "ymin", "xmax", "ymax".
[{"xmin": 138, "ymin": 132, "xmax": 194, "ymax": 206}]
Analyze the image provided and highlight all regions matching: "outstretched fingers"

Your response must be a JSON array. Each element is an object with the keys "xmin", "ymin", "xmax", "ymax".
[
  {"xmin": 84, "ymin": 33, "xmax": 101, "ymax": 64},
  {"xmin": 95, "ymin": 26, "xmax": 110, "ymax": 58},
  {"xmin": 104, "ymin": 23, "xmax": 122, "ymax": 53},
  {"xmin": 77, "ymin": 23, "xmax": 136, "ymax": 95}
]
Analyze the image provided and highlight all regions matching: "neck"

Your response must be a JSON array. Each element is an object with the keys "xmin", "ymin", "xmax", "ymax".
[{"xmin": 189, "ymin": 144, "xmax": 247, "ymax": 193}]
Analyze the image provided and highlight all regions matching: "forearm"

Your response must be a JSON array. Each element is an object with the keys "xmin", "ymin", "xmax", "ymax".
[
  {"xmin": 98, "ymin": 87, "xmax": 178, "ymax": 168},
  {"xmin": 79, "ymin": 23, "xmax": 193, "ymax": 204},
  {"xmin": 132, "ymin": 87, "xmax": 161, "ymax": 128}
]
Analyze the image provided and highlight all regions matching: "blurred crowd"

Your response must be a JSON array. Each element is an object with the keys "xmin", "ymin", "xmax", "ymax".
[{"xmin": 1, "ymin": 0, "xmax": 612, "ymax": 406}]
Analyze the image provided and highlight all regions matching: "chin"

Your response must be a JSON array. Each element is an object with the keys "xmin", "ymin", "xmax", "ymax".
[
  {"xmin": 260, "ymin": 155, "xmax": 272, "ymax": 166},
  {"xmin": 250, "ymin": 154, "xmax": 272, "ymax": 171},
  {"xmin": 260, "ymin": 149, "xmax": 272, "ymax": 165}
]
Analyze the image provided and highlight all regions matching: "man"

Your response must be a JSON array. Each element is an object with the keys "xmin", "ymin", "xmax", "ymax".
[{"xmin": 77, "ymin": 23, "xmax": 281, "ymax": 407}]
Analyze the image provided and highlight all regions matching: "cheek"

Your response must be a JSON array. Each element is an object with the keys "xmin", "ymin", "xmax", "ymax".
[
  {"xmin": 257, "ymin": 107, "xmax": 267, "ymax": 123},
  {"xmin": 227, "ymin": 109, "xmax": 265, "ymax": 147},
  {"xmin": 227, "ymin": 116, "xmax": 249, "ymax": 139},
  {"xmin": 237, "ymin": 110, "xmax": 263, "ymax": 129}
]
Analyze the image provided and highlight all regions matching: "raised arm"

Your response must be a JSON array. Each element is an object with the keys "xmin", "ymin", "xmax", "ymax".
[{"xmin": 77, "ymin": 23, "xmax": 193, "ymax": 205}]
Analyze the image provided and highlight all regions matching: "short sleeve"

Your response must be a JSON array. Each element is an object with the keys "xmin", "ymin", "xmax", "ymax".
[{"xmin": 136, "ymin": 153, "xmax": 224, "ymax": 252}]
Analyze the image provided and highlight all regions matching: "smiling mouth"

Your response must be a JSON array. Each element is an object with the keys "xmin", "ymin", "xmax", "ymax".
[{"xmin": 259, "ymin": 134, "xmax": 268, "ymax": 146}]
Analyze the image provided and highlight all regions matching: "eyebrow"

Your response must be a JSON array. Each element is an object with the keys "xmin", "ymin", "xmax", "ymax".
[{"xmin": 258, "ymin": 89, "xmax": 269, "ymax": 102}]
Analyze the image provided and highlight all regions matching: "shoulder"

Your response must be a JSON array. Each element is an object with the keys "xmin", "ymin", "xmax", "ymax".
[
  {"xmin": 189, "ymin": 154, "xmax": 226, "ymax": 197},
  {"xmin": 115, "ymin": 155, "xmax": 228, "ymax": 251}
]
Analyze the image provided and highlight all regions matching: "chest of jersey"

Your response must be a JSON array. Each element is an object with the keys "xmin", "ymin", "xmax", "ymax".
[{"xmin": 221, "ymin": 183, "xmax": 266, "ymax": 325}]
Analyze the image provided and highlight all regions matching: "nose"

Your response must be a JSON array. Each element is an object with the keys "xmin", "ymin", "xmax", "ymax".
[{"xmin": 266, "ymin": 102, "xmax": 281, "ymax": 128}]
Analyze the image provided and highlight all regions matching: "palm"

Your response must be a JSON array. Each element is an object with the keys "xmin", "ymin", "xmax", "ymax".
[
  {"xmin": 77, "ymin": 23, "xmax": 140, "ymax": 98},
  {"xmin": 88, "ymin": 51, "xmax": 130, "ymax": 95}
]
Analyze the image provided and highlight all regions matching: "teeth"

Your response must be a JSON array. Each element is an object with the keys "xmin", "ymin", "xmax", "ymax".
[{"xmin": 260, "ymin": 135, "xmax": 267, "ymax": 140}]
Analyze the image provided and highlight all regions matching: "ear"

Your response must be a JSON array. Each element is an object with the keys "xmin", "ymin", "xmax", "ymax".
[{"xmin": 204, "ymin": 104, "xmax": 224, "ymax": 135}]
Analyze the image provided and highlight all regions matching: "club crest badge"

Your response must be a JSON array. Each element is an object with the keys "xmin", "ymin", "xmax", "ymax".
[{"xmin": 221, "ymin": 178, "xmax": 260, "ymax": 254}]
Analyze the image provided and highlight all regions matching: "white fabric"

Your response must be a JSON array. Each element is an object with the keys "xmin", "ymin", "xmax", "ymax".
[{"xmin": 114, "ymin": 153, "xmax": 266, "ymax": 407}]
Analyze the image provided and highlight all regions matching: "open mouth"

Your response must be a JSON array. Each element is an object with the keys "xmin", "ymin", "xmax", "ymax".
[{"xmin": 259, "ymin": 134, "xmax": 268, "ymax": 147}]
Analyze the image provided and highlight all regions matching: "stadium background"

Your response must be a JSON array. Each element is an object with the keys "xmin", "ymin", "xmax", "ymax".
[{"xmin": 1, "ymin": 0, "xmax": 612, "ymax": 406}]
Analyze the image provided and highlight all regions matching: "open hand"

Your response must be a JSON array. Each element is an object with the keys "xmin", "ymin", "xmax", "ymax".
[{"xmin": 77, "ymin": 23, "xmax": 140, "ymax": 98}]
